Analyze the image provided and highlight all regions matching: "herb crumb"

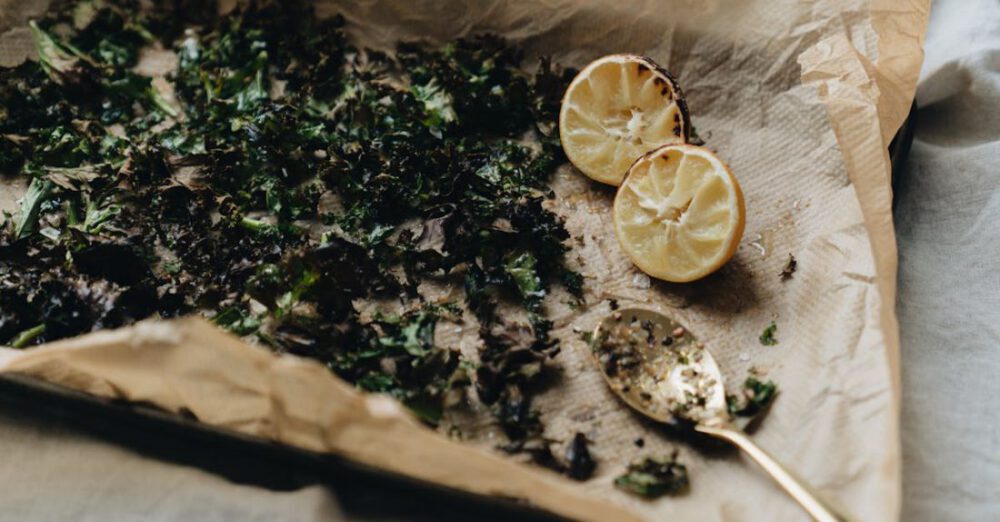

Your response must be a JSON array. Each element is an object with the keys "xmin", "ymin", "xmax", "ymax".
[
  {"xmin": 727, "ymin": 377, "xmax": 778, "ymax": 417},
  {"xmin": 759, "ymin": 322, "xmax": 778, "ymax": 346},
  {"xmin": 613, "ymin": 452, "xmax": 688, "ymax": 498},
  {"xmin": 564, "ymin": 432, "xmax": 597, "ymax": 480},
  {"xmin": 780, "ymin": 254, "xmax": 797, "ymax": 280}
]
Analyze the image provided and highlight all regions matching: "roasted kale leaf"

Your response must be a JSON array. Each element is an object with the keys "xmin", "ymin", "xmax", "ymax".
[
  {"xmin": 614, "ymin": 452, "xmax": 689, "ymax": 498},
  {"xmin": 0, "ymin": 0, "xmax": 580, "ymax": 466},
  {"xmin": 727, "ymin": 376, "xmax": 778, "ymax": 417}
]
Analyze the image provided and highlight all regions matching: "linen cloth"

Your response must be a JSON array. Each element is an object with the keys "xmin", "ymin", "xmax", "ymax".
[
  {"xmin": 897, "ymin": 0, "xmax": 1000, "ymax": 520},
  {"xmin": 0, "ymin": 406, "xmax": 344, "ymax": 521}
]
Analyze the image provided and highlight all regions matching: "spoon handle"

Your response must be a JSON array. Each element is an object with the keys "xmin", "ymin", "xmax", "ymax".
[{"xmin": 696, "ymin": 424, "xmax": 852, "ymax": 522}]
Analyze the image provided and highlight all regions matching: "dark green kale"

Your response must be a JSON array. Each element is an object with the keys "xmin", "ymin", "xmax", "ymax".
[
  {"xmin": 0, "ymin": 0, "xmax": 581, "ymax": 466},
  {"xmin": 759, "ymin": 321, "xmax": 778, "ymax": 345},
  {"xmin": 13, "ymin": 179, "xmax": 53, "ymax": 239},
  {"xmin": 613, "ymin": 452, "xmax": 689, "ymax": 498},
  {"xmin": 727, "ymin": 377, "xmax": 778, "ymax": 417}
]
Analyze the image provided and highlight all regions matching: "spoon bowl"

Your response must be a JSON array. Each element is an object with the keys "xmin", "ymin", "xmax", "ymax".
[
  {"xmin": 591, "ymin": 307, "xmax": 728, "ymax": 427},
  {"xmin": 590, "ymin": 307, "xmax": 851, "ymax": 522}
]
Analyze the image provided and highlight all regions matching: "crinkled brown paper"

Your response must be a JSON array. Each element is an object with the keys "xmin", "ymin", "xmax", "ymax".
[{"xmin": 0, "ymin": 1, "xmax": 929, "ymax": 520}]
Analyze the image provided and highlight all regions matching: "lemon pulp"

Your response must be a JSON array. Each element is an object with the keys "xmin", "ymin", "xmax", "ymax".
[
  {"xmin": 560, "ymin": 55, "xmax": 689, "ymax": 186},
  {"xmin": 613, "ymin": 144, "xmax": 745, "ymax": 282}
]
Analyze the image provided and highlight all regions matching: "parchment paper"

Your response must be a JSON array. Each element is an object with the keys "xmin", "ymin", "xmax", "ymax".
[{"xmin": 0, "ymin": 1, "xmax": 929, "ymax": 520}]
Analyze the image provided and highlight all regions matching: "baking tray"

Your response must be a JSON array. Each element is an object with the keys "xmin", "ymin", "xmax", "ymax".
[{"xmin": 0, "ymin": 107, "xmax": 916, "ymax": 521}]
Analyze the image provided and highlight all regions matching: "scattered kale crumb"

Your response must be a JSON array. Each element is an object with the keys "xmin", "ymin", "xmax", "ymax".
[
  {"xmin": 614, "ymin": 451, "xmax": 689, "ymax": 499},
  {"xmin": 564, "ymin": 432, "xmax": 597, "ymax": 480},
  {"xmin": 727, "ymin": 377, "xmax": 778, "ymax": 417},
  {"xmin": 759, "ymin": 321, "xmax": 778, "ymax": 346},
  {"xmin": 780, "ymin": 254, "xmax": 797, "ymax": 280}
]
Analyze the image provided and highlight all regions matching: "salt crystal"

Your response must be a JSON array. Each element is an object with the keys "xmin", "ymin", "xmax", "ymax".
[
  {"xmin": 750, "ymin": 233, "xmax": 767, "ymax": 257},
  {"xmin": 632, "ymin": 272, "xmax": 651, "ymax": 289}
]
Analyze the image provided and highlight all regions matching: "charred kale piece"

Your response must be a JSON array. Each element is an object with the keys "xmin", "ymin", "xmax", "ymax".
[
  {"xmin": 0, "ymin": 0, "xmax": 581, "ymax": 466},
  {"xmin": 727, "ymin": 377, "xmax": 778, "ymax": 417},
  {"xmin": 614, "ymin": 452, "xmax": 689, "ymax": 498}
]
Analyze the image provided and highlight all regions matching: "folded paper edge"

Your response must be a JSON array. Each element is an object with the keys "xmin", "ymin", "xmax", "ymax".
[
  {"xmin": 0, "ymin": 317, "xmax": 644, "ymax": 522},
  {"xmin": 797, "ymin": 1, "xmax": 930, "ymax": 520}
]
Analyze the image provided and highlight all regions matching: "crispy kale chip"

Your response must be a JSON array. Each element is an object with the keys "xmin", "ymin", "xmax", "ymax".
[
  {"xmin": 564, "ymin": 432, "xmax": 597, "ymax": 480},
  {"xmin": 614, "ymin": 452, "xmax": 689, "ymax": 498},
  {"xmin": 759, "ymin": 321, "xmax": 778, "ymax": 345},
  {"xmin": 727, "ymin": 376, "xmax": 778, "ymax": 417}
]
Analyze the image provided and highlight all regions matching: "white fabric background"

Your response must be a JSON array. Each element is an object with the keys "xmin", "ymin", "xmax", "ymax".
[
  {"xmin": 0, "ymin": 0, "xmax": 995, "ymax": 520},
  {"xmin": 897, "ymin": 0, "xmax": 1000, "ymax": 520}
]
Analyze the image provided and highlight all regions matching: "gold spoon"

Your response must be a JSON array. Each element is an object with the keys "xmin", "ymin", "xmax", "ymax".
[{"xmin": 591, "ymin": 308, "xmax": 851, "ymax": 522}]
